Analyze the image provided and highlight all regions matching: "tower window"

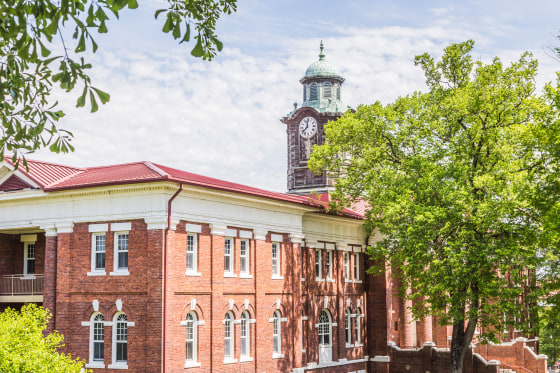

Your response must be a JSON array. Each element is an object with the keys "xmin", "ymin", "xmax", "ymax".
[
  {"xmin": 336, "ymin": 84, "xmax": 341, "ymax": 100},
  {"xmin": 303, "ymin": 85, "xmax": 306, "ymax": 102},
  {"xmin": 310, "ymin": 83, "xmax": 318, "ymax": 101},
  {"xmin": 323, "ymin": 82, "xmax": 332, "ymax": 98}
]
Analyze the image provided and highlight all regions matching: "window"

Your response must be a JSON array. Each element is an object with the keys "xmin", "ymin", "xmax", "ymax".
[
  {"xmin": 318, "ymin": 310, "xmax": 331, "ymax": 347},
  {"xmin": 241, "ymin": 311, "xmax": 250, "ymax": 358},
  {"xmin": 355, "ymin": 308, "xmax": 362, "ymax": 345},
  {"xmin": 92, "ymin": 313, "xmax": 105, "ymax": 364},
  {"xmin": 303, "ymin": 85, "xmax": 307, "ymax": 102},
  {"xmin": 112, "ymin": 232, "xmax": 129, "ymax": 275},
  {"xmin": 113, "ymin": 313, "xmax": 128, "ymax": 366},
  {"xmin": 323, "ymin": 82, "xmax": 332, "ymax": 98},
  {"xmin": 345, "ymin": 308, "xmax": 352, "ymax": 345},
  {"xmin": 336, "ymin": 84, "xmax": 341, "ymax": 100},
  {"xmin": 224, "ymin": 312, "xmax": 234, "ymax": 359},
  {"xmin": 326, "ymin": 251, "xmax": 333, "ymax": 280},
  {"xmin": 272, "ymin": 310, "xmax": 281, "ymax": 356},
  {"xmin": 186, "ymin": 234, "xmax": 197, "ymax": 273},
  {"xmin": 344, "ymin": 252, "xmax": 350, "ymax": 280},
  {"xmin": 272, "ymin": 242, "xmax": 280, "ymax": 277},
  {"xmin": 91, "ymin": 233, "xmax": 106, "ymax": 273},
  {"xmin": 310, "ymin": 82, "xmax": 318, "ymax": 100},
  {"xmin": 240, "ymin": 240, "xmax": 249, "ymax": 275},
  {"xmin": 224, "ymin": 238, "xmax": 234, "ymax": 275},
  {"xmin": 315, "ymin": 249, "xmax": 322, "ymax": 280},
  {"xmin": 354, "ymin": 253, "xmax": 360, "ymax": 281},
  {"xmin": 24, "ymin": 242, "xmax": 35, "ymax": 275},
  {"xmin": 185, "ymin": 312, "xmax": 197, "ymax": 363}
]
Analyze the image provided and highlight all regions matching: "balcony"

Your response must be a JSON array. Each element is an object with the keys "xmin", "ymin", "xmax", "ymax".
[{"xmin": 0, "ymin": 274, "xmax": 44, "ymax": 303}]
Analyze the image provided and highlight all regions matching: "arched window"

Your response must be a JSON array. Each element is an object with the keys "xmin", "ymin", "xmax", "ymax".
[
  {"xmin": 240, "ymin": 311, "xmax": 250, "ymax": 358},
  {"xmin": 303, "ymin": 85, "xmax": 307, "ymax": 102},
  {"xmin": 112, "ymin": 313, "xmax": 128, "ymax": 366},
  {"xmin": 345, "ymin": 308, "xmax": 352, "ymax": 345},
  {"xmin": 323, "ymin": 82, "xmax": 332, "ymax": 98},
  {"xmin": 185, "ymin": 312, "xmax": 197, "ymax": 362},
  {"xmin": 336, "ymin": 84, "xmax": 341, "ymax": 100},
  {"xmin": 310, "ymin": 82, "xmax": 318, "ymax": 101},
  {"xmin": 318, "ymin": 309, "xmax": 332, "ymax": 363},
  {"xmin": 224, "ymin": 312, "xmax": 234, "ymax": 359},
  {"xmin": 272, "ymin": 310, "xmax": 281, "ymax": 355},
  {"xmin": 91, "ymin": 313, "xmax": 105, "ymax": 364},
  {"xmin": 355, "ymin": 307, "xmax": 362, "ymax": 345}
]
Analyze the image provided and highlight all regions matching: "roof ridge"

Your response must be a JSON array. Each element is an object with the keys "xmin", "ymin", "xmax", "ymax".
[
  {"xmin": 144, "ymin": 161, "xmax": 169, "ymax": 177},
  {"xmin": 83, "ymin": 160, "xmax": 152, "ymax": 171}
]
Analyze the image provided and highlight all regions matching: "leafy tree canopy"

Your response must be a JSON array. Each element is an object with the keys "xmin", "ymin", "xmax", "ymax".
[
  {"xmin": 0, "ymin": 304, "xmax": 86, "ymax": 372},
  {"xmin": 0, "ymin": 0, "xmax": 237, "ymax": 167},
  {"xmin": 309, "ymin": 40, "xmax": 560, "ymax": 373}
]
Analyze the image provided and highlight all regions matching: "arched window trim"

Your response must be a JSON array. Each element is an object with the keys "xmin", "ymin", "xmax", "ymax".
[
  {"xmin": 269, "ymin": 310, "xmax": 287, "ymax": 358},
  {"xmin": 83, "ymin": 312, "xmax": 105, "ymax": 369},
  {"xmin": 180, "ymin": 310, "xmax": 204, "ymax": 368},
  {"xmin": 109, "ymin": 312, "xmax": 134, "ymax": 369},
  {"xmin": 240, "ymin": 311, "xmax": 252, "ymax": 361},
  {"xmin": 223, "ymin": 311, "xmax": 236, "ymax": 363}
]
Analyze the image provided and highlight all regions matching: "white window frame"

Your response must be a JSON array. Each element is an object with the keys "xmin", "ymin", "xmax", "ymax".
[
  {"xmin": 185, "ymin": 233, "xmax": 200, "ymax": 276},
  {"xmin": 271, "ymin": 242, "xmax": 282, "ymax": 279},
  {"xmin": 224, "ymin": 237, "xmax": 235, "ymax": 277},
  {"xmin": 86, "ymin": 312, "xmax": 105, "ymax": 369},
  {"xmin": 326, "ymin": 250, "xmax": 333, "ymax": 281},
  {"xmin": 111, "ymin": 231, "xmax": 129, "ymax": 276},
  {"xmin": 240, "ymin": 239, "xmax": 250, "ymax": 276},
  {"xmin": 270, "ymin": 310, "xmax": 287, "ymax": 358},
  {"xmin": 240, "ymin": 311, "xmax": 250, "ymax": 359},
  {"xmin": 223, "ymin": 311, "xmax": 237, "ymax": 363},
  {"xmin": 353, "ymin": 253, "xmax": 360, "ymax": 282},
  {"xmin": 89, "ymin": 233, "xmax": 106, "ymax": 276},
  {"xmin": 344, "ymin": 252, "xmax": 351, "ymax": 282},
  {"xmin": 180, "ymin": 310, "xmax": 204, "ymax": 368},
  {"xmin": 355, "ymin": 308, "xmax": 363, "ymax": 346},
  {"xmin": 23, "ymin": 241, "xmax": 36, "ymax": 275},
  {"xmin": 345, "ymin": 308, "xmax": 353, "ymax": 347},
  {"xmin": 108, "ymin": 312, "xmax": 133, "ymax": 369},
  {"xmin": 315, "ymin": 249, "xmax": 323, "ymax": 281}
]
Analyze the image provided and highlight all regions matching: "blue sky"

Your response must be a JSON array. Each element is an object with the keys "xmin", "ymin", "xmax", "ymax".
[{"xmin": 35, "ymin": 0, "xmax": 560, "ymax": 192}]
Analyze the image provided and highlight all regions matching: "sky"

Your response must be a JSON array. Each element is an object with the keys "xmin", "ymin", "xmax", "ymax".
[{"xmin": 33, "ymin": 0, "xmax": 560, "ymax": 192}]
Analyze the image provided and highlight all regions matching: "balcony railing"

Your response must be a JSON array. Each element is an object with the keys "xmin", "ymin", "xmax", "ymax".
[{"xmin": 0, "ymin": 274, "xmax": 44, "ymax": 296}]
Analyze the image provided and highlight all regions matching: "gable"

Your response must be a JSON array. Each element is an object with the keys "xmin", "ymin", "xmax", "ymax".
[{"xmin": 0, "ymin": 174, "xmax": 35, "ymax": 192}]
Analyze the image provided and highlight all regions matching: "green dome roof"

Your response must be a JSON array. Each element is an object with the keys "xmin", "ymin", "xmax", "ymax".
[{"xmin": 301, "ymin": 41, "xmax": 344, "ymax": 82}]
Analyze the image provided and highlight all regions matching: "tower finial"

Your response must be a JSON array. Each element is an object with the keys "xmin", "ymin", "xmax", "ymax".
[{"xmin": 319, "ymin": 40, "xmax": 325, "ymax": 60}]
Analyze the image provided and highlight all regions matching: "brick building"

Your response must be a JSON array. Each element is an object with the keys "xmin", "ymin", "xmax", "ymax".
[{"xmin": 0, "ymin": 44, "xmax": 548, "ymax": 373}]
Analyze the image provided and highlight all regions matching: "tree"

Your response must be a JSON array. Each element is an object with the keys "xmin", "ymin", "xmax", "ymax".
[
  {"xmin": 309, "ymin": 40, "xmax": 560, "ymax": 373},
  {"xmin": 0, "ymin": 0, "xmax": 237, "ymax": 166},
  {"xmin": 0, "ymin": 304, "xmax": 86, "ymax": 372},
  {"xmin": 540, "ymin": 304, "xmax": 560, "ymax": 368}
]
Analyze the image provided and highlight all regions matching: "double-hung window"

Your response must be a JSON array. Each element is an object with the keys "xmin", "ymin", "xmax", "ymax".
[
  {"xmin": 345, "ymin": 308, "xmax": 352, "ymax": 345},
  {"xmin": 272, "ymin": 242, "xmax": 281, "ymax": 278},
  {"xmin": 354, "ymin": 253, "xmax": 360, "ymax": 281},
  {"xmin": 240, "ymin": 311, "xmax": 250, "ymax": 359},
  {"xmin": 92, "ymin": 313, "xmax": 105, "ymax": 365},
  {"xmin": 224, "ymin": 312, "xmax": 235, "ymax": 361},
  {"xmin": 224, "ymin": 238, "xmax": 234, "ymax": 275},
  {"xmin": 344, "ymin": 252, "xmax": 350, "ymax": 280},
  {"xmin": 325, "ymin": 251, "xmax": 333, "ymax": 280},
  {"xmin": 186, "ymin": 233, "xmax": 198, "ymax": 274},
  {"xmin": 24, "ymin": 242, "xmax": 36, "ymax": 275},
  {"xmin": 185, "ymin": 312, "xmax": 197, "ymax": 364},
  {"xmin": 111, "ymin": 231, "xmax": 129, "ymax": 275},
  {"xmin": 272, "ymin": 310, "xmax": 281, "ymax": 356},
  {"xmin": 315, "ymin": 249, "xmax": 322, "ymax": 280},
  {"xmin": 90, "ymin": 233, "xmax": 106, "ymax": 274},
  {"xmin": 355, "ymin": 308, "xmax": 362, "ymax": 345},
  {"xmin": 240, "ymin": 239, "xmax": 249, "ymax": 275},
  {"xmin": 114, "ymin": 314, "xmax": 128, "ymax": 366}
]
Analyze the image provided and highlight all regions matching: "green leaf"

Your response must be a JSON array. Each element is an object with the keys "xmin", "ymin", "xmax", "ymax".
[
  {"xmin": 99, "ymin": 20, "xmax": 108, "ymax": 34},
  {"xmin": 89, "ymin": 91, "xmax": 98, "ymax": 112},
  {"xmin": 162, "ymin": 15, "xmax": 172, "ymax": 33},
  {"xmin": 76, "ymin": 86, "xmax": 87, "ymax": 107},
  {"xmin": 75, "ymin": 34, "xmax": 86, "ymax": 52},
  {"xmin": 92, "ymin": 87, "xmax": 110, "ymax": 104},
  {"xmin": 128, "ymin": 0, "xmax": 138, "ymax": 9},
  {"xmin": 172, "ymin": 22, "xmax": 181, "ymax": 39},
  {"xmin": 180, "ymin": 23, "xmax": 191, "ymax": 43},
  {"xmin": 191, "ymin": 38, "xmax": 204, "ymax": 57},
  {"xmin": 154, "ymin": 9, "xmax": 166, "ymax": 19}
]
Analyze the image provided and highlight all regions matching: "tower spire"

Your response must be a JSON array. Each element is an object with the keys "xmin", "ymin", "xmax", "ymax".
[{"xmin": 319, "ymin": 40, "xmax": 325, "ymax": 60}]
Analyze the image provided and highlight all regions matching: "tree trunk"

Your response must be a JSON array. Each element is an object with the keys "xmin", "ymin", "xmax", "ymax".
[{"xmin": 449, "ymin": 317, "xmax": 477, "ymax": 373}]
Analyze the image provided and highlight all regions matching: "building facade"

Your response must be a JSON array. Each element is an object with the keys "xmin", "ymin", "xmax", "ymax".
[{"xmin": 0, "ymin": 44, "xmax": 548, "ymax": 373}]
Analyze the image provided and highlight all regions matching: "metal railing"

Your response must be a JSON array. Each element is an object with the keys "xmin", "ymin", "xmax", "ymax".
[{"xmin": 0, "ymin": 274, "xmax": 44, "ymax": 296}]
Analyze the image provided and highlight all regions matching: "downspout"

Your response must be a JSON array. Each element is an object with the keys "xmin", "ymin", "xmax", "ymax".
[{"xmin": 162, "ymin": 183, "xmax": 184, "ymax": 373}]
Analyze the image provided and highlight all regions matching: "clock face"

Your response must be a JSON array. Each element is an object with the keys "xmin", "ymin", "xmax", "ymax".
[{"xmin": 299, "ymin": 116, "xmax": 318, "ymax": 139}]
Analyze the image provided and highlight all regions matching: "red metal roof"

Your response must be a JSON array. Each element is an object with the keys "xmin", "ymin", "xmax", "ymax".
[
  {"xmin": 0, "ymin": 174, "xmax": 34, "ymax": 192},
  {"xmin": 2, "ymin": 158, "xmax": 364, "ymax": 219}
]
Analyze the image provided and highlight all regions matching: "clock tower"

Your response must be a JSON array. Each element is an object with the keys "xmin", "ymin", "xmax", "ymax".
[{"xmin": 282, "ymin": 42, "xmax": 347, "ymax": 195}]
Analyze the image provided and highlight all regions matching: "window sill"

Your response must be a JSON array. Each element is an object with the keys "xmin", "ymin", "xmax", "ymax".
[
  {"xmin": 85, "ymin": 363, "xmax": 105, "ymax": 369},
  {"xmin": 327, "ymin": 278, "xmax": 336, "ymax": 283},
  {"xmin": 271, "ymin": 275, "xmax": 284, "ymax": 280},
  {"xmin": 184, "ymin": 361, "xmax": 201, "ymax": 368},
  {"xmin": 239, "ymin": 356, "xmax": 253, "ymax": 362},
  {"xmin": 301, "ymin": 277, "xmax": 305, "ymax": 282},
  {"xmin": 354, "ymin": 279, "xmax": 362, "ymax": 283},
  {"xmin": 223, "ymin": 357, "xmax": 238, "ymax": 364},
  {"xmin": 273, "ymin": 353, "xmax": 285, "ymax": 359},
  {"xmin": 110, "ymin": 271, "xmax": 129, "ymax": 276},
  {"xmin": 239, "ymin": 273, "xmax": 253, "ymax": 279},
  {"xmin": 346, "ymin": 343, "xmax": 354, "ymax": 348},
  {"xmin": 315, "ymin": 278, "xmax": 325, "ymax": 282},
  {"xmin": 87, "ymin": 271, "xmax": 106, "ymax": 277},
  {"xmin": 185, "ymin": 271, "xmax": 201, "ymax": 277},
  {"xmin": 355, "ymin": 343, "xmax": 364, "ymax": 347},
  {"xmin": 223, "ymin": 273, "xmax": 237, "ymax": 278},
  {"xmin": 108, "ymin": 363, "xmax": 128, "ymax": 369},
  {"xmin": 345, "ymin": 279, "xmax": 353, "ymax": 283}
]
